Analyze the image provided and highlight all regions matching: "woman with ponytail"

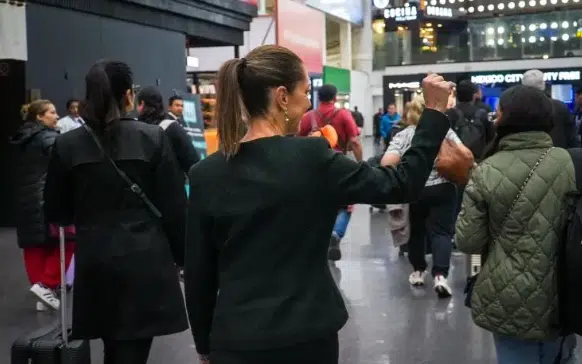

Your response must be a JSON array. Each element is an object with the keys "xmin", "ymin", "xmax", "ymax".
[
  {"xmin": 456, "ymin": 85, "xmax": 578, "ymax": 363},
  {"xmin": 43, "ymin": 60, "xmax": 188, "ymax": 363},
  {"xmin": 184, "ymin": 44, "xmax": 455, "ymax": 364}
]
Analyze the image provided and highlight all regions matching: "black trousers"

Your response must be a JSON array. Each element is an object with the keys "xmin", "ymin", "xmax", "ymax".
[
  {"xmin": 408, "ymin": 183, "xmax": 456, "ymax": 277},
  {"xmin": 211, "ymin": 333, "xmax": 339, "ymax": 364},
  {"xmin": 103, "ymin": 338, "xmax": 153, "ymax": 364}
]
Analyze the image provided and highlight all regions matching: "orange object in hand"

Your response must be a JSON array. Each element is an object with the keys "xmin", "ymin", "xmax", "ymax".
[{"xmin": 308, "ymin": 125, "xmax": 338, "ymax": 149}]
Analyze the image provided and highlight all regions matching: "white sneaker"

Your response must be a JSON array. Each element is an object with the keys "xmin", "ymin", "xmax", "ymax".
[
  {"xmin": 30, "ymin": 284, "xmax": 60, "ymax": 310},
  {"xmin": 35, "ymin": 301, "xmax": 48, "ymax": 312},
  {"xmin": 409, "ymin": 271, "xmax": 426, "ymax": 286},
  {"xmin": 434, "ymin": 275, "xmax": 452, "ymax": 298}
]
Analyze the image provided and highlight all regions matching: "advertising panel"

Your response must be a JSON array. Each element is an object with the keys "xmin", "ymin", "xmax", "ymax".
[
  {"xmin": 182, "ymin": 94, "xmax": 207, "ymax": 196},
  {"xmin": 276, "ymin": 0, "xmax": 324, "ymax": 75},
  {"xmin": 182, "ymin": 94, "xmax": 208, "ymax": 161}
]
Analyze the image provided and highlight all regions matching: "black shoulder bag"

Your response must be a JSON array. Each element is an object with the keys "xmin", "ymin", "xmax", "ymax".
[{"xmin": 82, "ymin": 123, "xmax": 162, "ymax": 218}]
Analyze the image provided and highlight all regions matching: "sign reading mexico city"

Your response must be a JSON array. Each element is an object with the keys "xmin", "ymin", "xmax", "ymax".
[{"xmin": 471, "ymin": 71, "xmax": 581, "ymax": 84}]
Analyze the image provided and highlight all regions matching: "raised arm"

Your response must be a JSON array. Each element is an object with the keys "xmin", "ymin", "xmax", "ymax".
[{"xmin": 325, "ymin": 74, "xmax": 453, "ymax": 206}]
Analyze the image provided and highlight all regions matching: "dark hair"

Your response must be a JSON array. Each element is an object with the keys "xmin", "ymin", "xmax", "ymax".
[
  {"xmin": 354, "ymin": 106, "xmax": 358, "ymax": 111},
  {"xmin": 576, "ymin": 87, "xmax": 582, "ymax": 95},
  {"xmin": 25, "ymin": 99, "xmax": 53, "ymax": 123},
  {"xmin": 482, "ymin": 85, "xmax": 553, "ymax": 159},
  {"xmin": 215, "ymin": 45, "xmax": 305, "ymax": 159},
  {"xmin": 456, "ymin": 80, "xmax": 477, "ymax": 103},
  {"xmin": 169, "ymin": 95, "xmax": 183, "ymax": 106},
  {"xmin": 80, "ymin": 60, "xmax": 133, "ymax": 132},
  {"xmin": 66, "ymin": 98, "xmax": 79, "ymax": 110},
  {"xmin": 136, "ymin": 86, "xmax": 166, "ymax": 124},
  {"xmin": 317, "ymin": 84, "xmax": 337, "ymax": 103}
]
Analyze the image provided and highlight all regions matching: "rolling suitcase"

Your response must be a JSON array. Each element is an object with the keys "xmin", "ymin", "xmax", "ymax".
[{"xmin": 11, "ymin": 226, "xmax": 91, "ymax": 364}]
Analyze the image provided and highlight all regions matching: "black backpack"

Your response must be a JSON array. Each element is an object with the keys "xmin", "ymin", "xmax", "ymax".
[
  {"xmin": 558, "ymin": 148, "xmax": 582, "ymax": 336},
  {"xmin": 452, "ymin": 108, "xmax": 487, "ymax": 159}
]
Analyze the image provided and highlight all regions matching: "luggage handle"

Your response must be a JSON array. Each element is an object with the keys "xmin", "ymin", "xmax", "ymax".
[{"xmin": 59, "ymin": 226, "xmax": 69, "ymax": 345}]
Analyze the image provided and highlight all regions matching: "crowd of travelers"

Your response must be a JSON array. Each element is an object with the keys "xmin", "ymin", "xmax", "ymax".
[{"xmin": 8, "ymin": 44, "xmax": 582, "ymax": 364}]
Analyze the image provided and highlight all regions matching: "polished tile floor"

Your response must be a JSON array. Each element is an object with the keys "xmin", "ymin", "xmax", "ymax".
[{"xmin": 0, "ymin": 139, "xmax": 578, "ymax": 363}]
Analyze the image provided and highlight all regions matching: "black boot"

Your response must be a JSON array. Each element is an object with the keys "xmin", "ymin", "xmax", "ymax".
[{"xmin": 328, "ymin": 234, "xmax": 342, "ymax": 261}]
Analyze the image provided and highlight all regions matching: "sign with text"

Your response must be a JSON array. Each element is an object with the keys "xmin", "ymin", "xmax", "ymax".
[
  {"xmin": 383, "ymin": 6, "xmax": 417, "ymax": 20},
  {"xmin": 388, "ymin": 81, "xmax": 421, "ymax": 89},
  {"xmin": 425, "ymin": 6, "xmax": 453, "ymax": 17},
  {"xmin": 276, "ymin": 0, "xmax": 324, "ymax": 74},
  {"xmin": 471, "ymin": 70, "xmax": 581, "ymax": 85},
  {"xmin": 383, "ymin": 5, "xmax": 452, "ymax": 20}
]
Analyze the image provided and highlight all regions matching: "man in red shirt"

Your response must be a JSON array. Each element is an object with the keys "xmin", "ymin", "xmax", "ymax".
[
  {"xmin": 298, "ymin": 85, "xmax": 363, "ymax": 160},
  {"xmin": 297, "ymin": 84, "xmax": 363, "ymax": 261}
]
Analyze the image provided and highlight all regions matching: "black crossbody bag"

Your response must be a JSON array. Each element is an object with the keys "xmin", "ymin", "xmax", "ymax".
[{"xmin": 82, "ymin": 122, "xmax": 162, "ymax": 218}]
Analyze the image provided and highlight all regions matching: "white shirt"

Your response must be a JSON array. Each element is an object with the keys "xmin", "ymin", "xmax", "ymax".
[{"xmin": 384, "ymin": 125, "xmax": 462, "ymax": 186}]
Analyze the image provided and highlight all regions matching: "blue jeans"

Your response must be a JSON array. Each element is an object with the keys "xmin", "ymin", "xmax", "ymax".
[
  {"xmin": 494, "ymin": 334, "xmax": 577, "ymax": 364},
  {"xmin": 333, "ymin": 208, "xmax": 352, "ymax": 240}
]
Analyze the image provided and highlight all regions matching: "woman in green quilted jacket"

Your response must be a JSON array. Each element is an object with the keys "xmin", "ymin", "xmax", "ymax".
[{"xmin": 456, "ymin": 85, "xmax": 578, "ymax": 364}]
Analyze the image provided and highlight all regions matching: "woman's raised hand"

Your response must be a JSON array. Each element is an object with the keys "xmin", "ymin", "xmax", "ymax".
[{"xmin": 423, "ymin": 73, "xmax": 455, "ymax": 113}]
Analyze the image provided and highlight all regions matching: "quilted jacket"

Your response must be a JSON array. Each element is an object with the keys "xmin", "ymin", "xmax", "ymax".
[{"xmin": 456, "ymin": 131, "xmax": 576, "ymax": 341}]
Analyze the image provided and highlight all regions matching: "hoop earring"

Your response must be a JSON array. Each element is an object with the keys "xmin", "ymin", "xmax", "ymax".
[{"xmin": 284, "ymin": 108, "xmax": 289, "ymax": 123}]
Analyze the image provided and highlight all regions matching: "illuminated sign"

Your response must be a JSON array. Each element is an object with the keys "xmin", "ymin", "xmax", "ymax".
[
  {"xmin": 384, "ymin": 6, "xmax": 417, "ymax": 21},
  {"xmin": 389, "ymin": 81, "xmax": 421, "ymax": 89},
  {"xmin": 311, "ymin": 77, "xmax": 323, "ymax": 88},
  {"xmin": 425, "ymin": 6, "xmax": 453, "ymax": 17},
  {"xmin": 471, "ymin": 71, "xmax": 581, "ymax": 85}
]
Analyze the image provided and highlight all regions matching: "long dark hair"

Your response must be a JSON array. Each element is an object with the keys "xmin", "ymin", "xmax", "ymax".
[
  {"xmin": 80, "ymin": 60, "xmax": 133, "ymax": 133},
  {"xmin": 481, "ymin": 85, "xmax": 553, "ymax": 159},
  {"xmin": 136, "ymin": 86, "xmax": 166, "ymax": 124},
  {"xmin": 215, "ymin": 45, "xmax": 305, "ymax": 159}
]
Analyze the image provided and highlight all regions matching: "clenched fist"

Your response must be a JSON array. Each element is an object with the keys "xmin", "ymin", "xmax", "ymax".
[{"xmin": 422, "ymin": 73, "xmax": 454, "ymax": 113}]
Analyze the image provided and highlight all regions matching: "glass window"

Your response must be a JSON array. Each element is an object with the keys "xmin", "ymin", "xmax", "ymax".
[
  {"xmin": 468, "ymin": 11, "xmax": 582, "ymax": 61},
  {"xmin": 372, "ymin": 10, "xmax": 582, "ymax": 67}
]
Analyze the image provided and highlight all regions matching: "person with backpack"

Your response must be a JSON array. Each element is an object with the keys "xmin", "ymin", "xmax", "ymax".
[
  {"xmin": 446, "ymin": 80, "xmax": 494, "ymax": 224},
  {"xmin": 351, "ymin": 106, "xmax": 364, "ymax": 131},
  {"xmin": 298, "ymin": 84, "xmax": 362, "ymax": 261},
  {"xmin": 456, "ymin": 85, "xmax": 577, "ymax": 364},
  {"xmin": 137, "ymin": 86, "xmax": 200, "ymax": 174},
  {"xmin": 445, "ymin": 80, "xmax": 494, "ymax": 161}
]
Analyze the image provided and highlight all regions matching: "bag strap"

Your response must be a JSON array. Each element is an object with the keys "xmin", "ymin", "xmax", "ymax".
[
  {"xmin": 82, "ymin": 123, "xmax": 162, "ymax": 218},
  {"xmin": 310, "ymin": 111, "xmax": 318, "ymax": 132},
  {"xmin": 491, "ymin": 147, "xmax": 553, "ymax": 245}
]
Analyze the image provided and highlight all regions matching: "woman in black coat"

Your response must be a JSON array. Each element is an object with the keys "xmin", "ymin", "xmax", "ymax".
[
  {"xmin": 11, "ymin": 99, "xmax": 71, "ymax": 312},
  {"xmin": 184, "ymin": 45, "xmax": 454, "ymax": 364},
  {"xmin": 44, "ymin": 60, "xmax": 188, "ymax": 364}
]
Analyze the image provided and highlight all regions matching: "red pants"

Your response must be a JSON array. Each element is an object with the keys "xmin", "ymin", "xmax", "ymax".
[{"xmin": 23, "ymin": 243, "xmax": 75, "ymax": 289}]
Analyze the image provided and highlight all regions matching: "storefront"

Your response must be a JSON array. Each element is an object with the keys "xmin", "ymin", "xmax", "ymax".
[
  {"xmin": 187, "ymin": 72, "xmax": 217, "ymax": 128},
  {"xmin": 373, "ymin": 1, "xmax": 468, "ymax": 69},
  {"xmin": 323, "ymin": 66, "xmax": 351, "ymax": 109},
  {"xmin": 470, "ymin": 68, "xmax": 582, "ymax": 111},
  {"xmin": 383, "ymin": 67, "xmax": 582, "ymax": 112}
]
